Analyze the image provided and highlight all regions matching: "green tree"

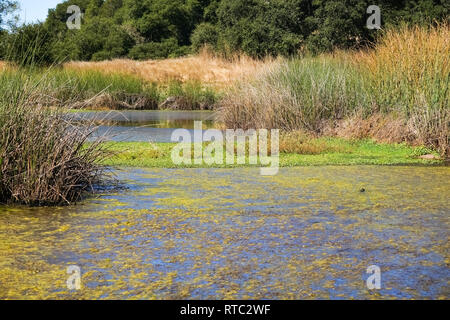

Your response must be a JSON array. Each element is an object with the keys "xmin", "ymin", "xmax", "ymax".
[
  {"xmin": 3, "ymin": 23, "xmax": 53, "ymax": 66},
  {"xmin": 216, "ymin": 0, "xmax": 311, "ymax": 57},
  {"xmin": 86, "ymin": 0, "xmax": 104, "ymax": 19},
  {"xmin": 306, "ymin": 0, "xmax": 371, "ymax": 53},
  {"xmin": 11, "ymin": 0, "xmax": 448, "ymax": 63},
  {"xmin": 0, "ymin": 0, "xmax": 17, "ymax": 26},
  {"xmin": 191, "ymin": 22, "xmax": 218, "ymax": 51}
]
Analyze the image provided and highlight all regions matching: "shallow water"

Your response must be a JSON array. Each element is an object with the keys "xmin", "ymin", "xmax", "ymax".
[
  {"xmin": 0, "ymin": 166, "xmax": 449, "ymax": 299},
  {"xmin": 71, "ymin": 110, "xmax": 217, "ymax": 142}
]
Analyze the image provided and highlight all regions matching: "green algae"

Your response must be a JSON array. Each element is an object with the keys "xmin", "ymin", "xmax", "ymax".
[
  {"xmin": 0, "ymin": 166, "xmax": 449, "ymax": 299},
  {"xmin": 100, "ymin": 140, "xmax": 443, "ymax": 168}
]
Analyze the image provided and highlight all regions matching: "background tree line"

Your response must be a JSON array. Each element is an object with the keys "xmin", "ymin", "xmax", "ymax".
[{"xmin": 0, "ymin": 0, "xmax": 448, "ymax": 64}]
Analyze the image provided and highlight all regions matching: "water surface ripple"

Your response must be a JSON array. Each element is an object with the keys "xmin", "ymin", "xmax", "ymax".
[{"xmin": 0, "ymin": 166, "xmax": 448, "ymax": 299}]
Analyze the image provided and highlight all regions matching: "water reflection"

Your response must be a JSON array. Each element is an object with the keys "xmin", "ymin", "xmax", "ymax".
[{"xmin": 70, "ymin": 110, "xmax": 217, "ymax": 142}]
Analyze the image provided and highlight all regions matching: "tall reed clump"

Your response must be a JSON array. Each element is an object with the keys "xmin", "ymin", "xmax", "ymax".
[
  {"xmin": 0, "ymin": 70, "xmax": 108, "ymax": 206},
  {"xmin": 219, "ymin": 56, "xmax": 370, "ymax": 131},
  {"xmin": 357, "ymin": 23, "xmax": 449, "ymax": 155},
  {"xmin": 220, "ymin": 23, "xmax": 449, "ymax": 156}
]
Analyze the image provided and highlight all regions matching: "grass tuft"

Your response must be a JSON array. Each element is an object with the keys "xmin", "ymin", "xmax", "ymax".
[{"xmin": 0, "ymin": 69, "xmax": 109, "ymax": 206}]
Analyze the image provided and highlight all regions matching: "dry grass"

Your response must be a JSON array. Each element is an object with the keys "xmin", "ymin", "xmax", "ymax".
[
  {"xmin": 64, "ymin": 49, "xmax": 277, "ymax": 88},
  {"xmin": 353, "ymin": 23, "xmax": 449, "ymax": 115},
  {"xmin": 354, "ymin": 24, "xmax": 449, "ymax": 104},
  {"xmin": 219, "ymin": 56, "xmax": 368, "ymax": 131},
  {"xmin": 325, "ymin": 113, "xmax": 414, "ymax": 144}
]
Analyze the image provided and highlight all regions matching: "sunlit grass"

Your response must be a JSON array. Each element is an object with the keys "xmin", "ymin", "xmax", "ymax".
[
  {"xmin": 100, "ymin": 139, "xmax": 441, "ymax": 168},
  {"xmin": 0, "ymin": 66, "xmax": 221, "ymax": 110}
]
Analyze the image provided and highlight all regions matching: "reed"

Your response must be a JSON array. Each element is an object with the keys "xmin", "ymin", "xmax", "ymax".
[
  {"xmin": 356, "ymin": 23, "xmax": 449, "ymax": 155},
  {"xmin": 0, "ymin": 65, "xmax": 223, "ymax": 110},
  {"xmin": 0, "ymin": 69, "xmax": 108, "ymax": 206},
  {"xmin": 219, "ymin": 56, "xmax": 370, "ymax": 131},
  {"xmin": 219, "ymin": 24, "xmax": 449, "ymax": 155}
]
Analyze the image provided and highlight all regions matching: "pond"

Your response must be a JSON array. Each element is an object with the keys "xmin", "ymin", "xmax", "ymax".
[
  {"xmin": 70, "ymin": 110, "xmax": 217, "ymax": 142},
  {"xmin": 0, "ymin": 166, "xmax": 448, "ymax": 299}
]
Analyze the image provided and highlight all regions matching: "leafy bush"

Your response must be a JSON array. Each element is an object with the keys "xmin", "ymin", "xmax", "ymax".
[
  {"xmin": 215, "ymin": 0, "xmax": 306, "ymax": 57},
  {"xmin": 52, "ymin": 17, "xmax": 135, "ymax": 62},
  {"xmin": 128, "ymin": 38, "xmax": 180, "ymax": 60},
  {"xmin": 3, "ymin": 23, "xmax": 53, "ymax": 66},
  {"xmin": 191, "ymin": 22, "xmax": 218, "ymax": 52}
]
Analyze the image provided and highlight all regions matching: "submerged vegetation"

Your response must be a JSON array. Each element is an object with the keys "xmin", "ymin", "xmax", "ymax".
[
  {"xmin": 1, "ymin": 166, "xmax": 449, "ymax": 299},
  {"xmin": 0, "ymin": 166, "xmax": 448, "ymax": 299}
]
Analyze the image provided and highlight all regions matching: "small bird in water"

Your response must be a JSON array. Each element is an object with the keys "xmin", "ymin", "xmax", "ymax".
[{"xmin": 360, "ymin": 188, "xmax": 366, "ymax": 193}]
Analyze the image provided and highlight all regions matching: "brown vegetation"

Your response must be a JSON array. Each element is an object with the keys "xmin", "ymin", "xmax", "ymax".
[{"xmin": 64, "ymin": 49, "xmax": 277, "ymax": 88}]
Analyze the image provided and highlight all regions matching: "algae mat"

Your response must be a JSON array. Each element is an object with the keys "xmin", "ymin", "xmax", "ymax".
[{"xmin": 0, "ymin": 166, "xmax": 449, "ymax": 299}]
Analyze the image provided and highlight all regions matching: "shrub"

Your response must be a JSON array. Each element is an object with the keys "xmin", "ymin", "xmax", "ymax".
[
  {"xmin": 160, "ymin": 80, "xmax": 219, "ymax": 110},
  {"xmin": 3, "ymin": 23, "xmax": 53, "ymax": 66},
  {"xmin": 128, "ymin": 38, "xmax": 180, "ymax": 60},
  {"xmin": 219, "ymin": 56, "xmax": 369, "ymax": 131},
  {"xmin": 191, "ymin": 22, "xmax": 218, "ymax": 52}
]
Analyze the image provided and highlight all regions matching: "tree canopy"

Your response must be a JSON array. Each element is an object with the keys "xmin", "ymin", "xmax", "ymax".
[
  {"xmin": 1, "ymin": 0, "xmax": 448, "ymax": 63},
  {"xmin": 0, "ymin": 0, "xmax": 17, "ymax": 29}
]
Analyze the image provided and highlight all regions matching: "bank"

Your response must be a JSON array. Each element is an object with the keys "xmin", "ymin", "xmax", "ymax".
[{"xmin": 101, "ymin": 139, "xmax": 443, "ymax": 168}]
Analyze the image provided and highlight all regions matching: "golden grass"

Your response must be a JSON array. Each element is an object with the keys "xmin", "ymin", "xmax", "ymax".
[
  {"xmin": 357, "ymin": 23, "xmax": 449, "ymax": 155},
  {"xmin": 327, "ymin": 113, "xmax": 414, "ymax": 144},
  {"xmin": 64, "ymin": 49, "xmax": 277, "ymax": 88},
  {"xmin": 354, "ymin": 23, "xmax": 449, "ymax": 87}
]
